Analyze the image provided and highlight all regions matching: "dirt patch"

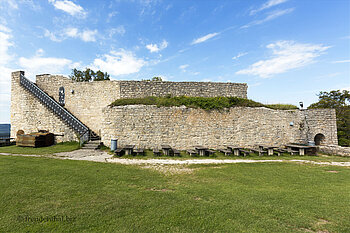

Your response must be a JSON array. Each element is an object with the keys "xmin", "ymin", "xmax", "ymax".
[
  {"xmin": 325, "ymin": 170, "xmax": 339, "ymax": 173},
  {"xmin": 316, "ymin": 219, "xmax": 329, "ymax": 225},
  {"xmin": 299, "ymin": 228, "xmax": 314, "ymax": 232},
  {"xmin": 141, "ymin": 165, "xmax": 195, "ymax": 175},
  {"xmin": 147, "ymin": 188, "xmax": 174, "ymax": 192}
]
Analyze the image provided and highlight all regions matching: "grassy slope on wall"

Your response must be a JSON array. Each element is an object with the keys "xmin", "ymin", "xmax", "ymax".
[{"xmin": 110, "ymin": 96, "xmax": 298, "ymax": 111}]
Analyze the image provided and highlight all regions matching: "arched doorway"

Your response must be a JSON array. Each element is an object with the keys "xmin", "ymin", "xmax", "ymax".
[{"xmin": 314, "ymin": 133, "xmax": 325, "ymax": 145}]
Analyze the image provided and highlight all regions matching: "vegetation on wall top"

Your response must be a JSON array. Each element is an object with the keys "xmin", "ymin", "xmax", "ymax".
[
  {"xmin": 309, "ymin": 90, "xmax": 350, "ymax": 147},
  {"xmin": 141, "ymin": 77, "xmax": 163, "ymax": 81},
  {"xmin": 110, "ymin": 96, "xmax": 298, "ymax": 111},
  {"xmin": 69, "ymin": 68, "xmax": 110, "ymax": 82}
]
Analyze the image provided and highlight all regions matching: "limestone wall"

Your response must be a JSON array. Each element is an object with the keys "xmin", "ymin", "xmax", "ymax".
[
  {"xmin": 304, "ymin": 109, "xmax": 338, "ymax": 145},
  {"xmin": 34, "ymin": 75, "xmax": 247, "ymax": 135},
  {"xmin": 118, "ymin": 81, "xmax": 247, "ymax": 99},
  {"xmin": 10, "ymin": 71, "xmax": 77, "ymax": 142},
  {"xmin": 318, "ymin": 145, "xmax": 350, "ymax": 156},
  {"xmin": 101, "ymin": 105, "xmax": 338, "ymax": 149},
  {"xmin": 36, "ymin": 74, "xmax": 120, "ymax": 134}
]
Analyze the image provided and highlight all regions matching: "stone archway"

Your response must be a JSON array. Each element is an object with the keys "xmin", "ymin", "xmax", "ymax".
[{"xmin": 314, "ymin": 133, "xmax": 325, "ymax": 145}]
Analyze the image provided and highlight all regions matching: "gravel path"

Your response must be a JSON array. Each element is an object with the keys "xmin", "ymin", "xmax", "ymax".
[{"xmin": 1, "ymin": 149, "xmax": 350, "ymax": 167}]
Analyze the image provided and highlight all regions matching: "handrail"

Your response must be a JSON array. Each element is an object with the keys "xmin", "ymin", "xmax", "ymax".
[{"xmin": 19, "ymin": 74, "xmax": 89, "ymax": 140}]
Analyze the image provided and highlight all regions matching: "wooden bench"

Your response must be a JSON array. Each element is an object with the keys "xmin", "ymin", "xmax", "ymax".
[
  {"xmin": 239, "ymin": 149, "xmax": 250, "ymax": 157},
  {"xmin": 250, "ymin": 149, "xmax": 267, "ymax": 156},
  {"xmin": 207, "ymin": 149, "xmax": 216, "ymax": 155},
  {"xmin": 153, "ymin": 149, "xmax": 161, "ymax": 156},
  {"xmin": 274, "ymin": 148, "xmax": 289, "ymax": 156},
  {"xmin": 114, "ymin": 148, "xmax": 124, "ymax": 156},
  {"xmin": 287, "ymin": 149, "xmax": 299, "ymax": 155},
  {"xmin": 187, "ymin": 149, "xmax": 197, "ymax": 156},
  {"xmin": 173, "ymin": 149, "xmax": 181, "ymax": 157},
  {"xmin": 133, "ymin": 149, "xmax": 144, "ymax": 156},
  {"xmin": 220, "ymin": 149, "xmax": 232, "ymax": 156}
]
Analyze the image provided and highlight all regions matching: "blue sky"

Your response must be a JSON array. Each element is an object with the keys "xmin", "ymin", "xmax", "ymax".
[{"xmin": 0, "ymin": 0, "xmax": 349, "ymax": 123}]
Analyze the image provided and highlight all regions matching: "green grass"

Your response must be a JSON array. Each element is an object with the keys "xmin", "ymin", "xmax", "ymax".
[
  {"xmin": 0, "ymin": 141, "xmax": 80, "ymax": 155},
  {"xmin": 1, "ymin": 155, "xmax": 349, "ymax": 232},
  {"xmin": 110, "ymin": 96, "xmax": 298, "ymax": 111},
  {"xmin": 265, "ymin": 104, "xmax": 299, "ymax": 110}
]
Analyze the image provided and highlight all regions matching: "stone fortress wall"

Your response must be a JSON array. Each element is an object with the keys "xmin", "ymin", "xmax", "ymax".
[
  {"xmin": 101, "ymin": 105, "xmax": 338, "ymax": 149},
  {"xmin": 10, "ymin": 71, "xmax": 338, "ymax": 148}
]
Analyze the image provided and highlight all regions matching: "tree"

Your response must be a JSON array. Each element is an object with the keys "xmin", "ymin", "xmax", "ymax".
[
  {"xmin": 152, "ymin": 76, "xmax": 162, "ymax": 81},
  {"xmin": 142, "ymin": 76, "xmax": 163, "ymax": 81},
  {"xmin": 94, "ymin": 70, "xmax": 110, "ymax": 81},
  {"xmin": 69, "ymin": 68, "xmax": 84, "ymax": 82},
  {"xmin": 69, "ymin": 68, "xmax": 110, "ymax": 82},
  {"xmin": 309, "ymin": 90, "xmax": 350, "ymax": 146}
]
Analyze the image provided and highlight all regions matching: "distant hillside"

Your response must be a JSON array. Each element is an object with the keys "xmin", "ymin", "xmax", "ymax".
[{"xmin": 0, "ymin": 124, "xmax": 10, "ymax": 137}]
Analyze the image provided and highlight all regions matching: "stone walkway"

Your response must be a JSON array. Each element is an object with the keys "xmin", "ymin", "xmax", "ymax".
[{"xmin": 1, "ymin": 149, "xmax": 350, "ymax": 167}]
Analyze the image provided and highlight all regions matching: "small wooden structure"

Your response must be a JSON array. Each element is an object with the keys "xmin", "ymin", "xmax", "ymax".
[
  {"xmin": 124, "ymin": 145, "xmax": 135, "ymax": 155},
  {"xmin": 195, "ymin": 146, "xmax": 208, "ymax": 156},
  {"xmin": 161, "ymin": 145, "xmax": 172, "ymax": 156},
  {"xmin": 285, "ymin": 144, "xmax": 317, "ymax": 155},
  {"xmin": 16, "ymin": 130, "xmax": 54, "ymax": 147}
]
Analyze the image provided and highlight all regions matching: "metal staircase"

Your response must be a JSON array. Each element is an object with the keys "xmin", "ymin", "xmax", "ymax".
[{"xmin": 19, "ymin": 74, "xmax": 100, "ymax": 144}]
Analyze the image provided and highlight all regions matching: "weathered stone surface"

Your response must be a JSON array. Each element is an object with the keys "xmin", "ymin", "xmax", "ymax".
[
  {"xmin": 11, "ymin": 71, "xmax": 338, "ymax": 150},
  {"xmin": 118, "ymin": 80, "xmax": 247, "ymax": 99},
  {"xmin": 34, "ymin": 74, "xmax": 247, "ymax": 134},
  {"xmin": 10, "ymin": 72, "xmax": 77, "ymax": 142},
  {"xmin": 318, "ymin": 145, "xmax": 350, "ymax": 156},
  {"xmin": 36, "ymin": 74, "xmax": 120, "ymax": 134},
  {"xmin": 101, "ymin": 105, "xmax": 338, "ymax": 149}
]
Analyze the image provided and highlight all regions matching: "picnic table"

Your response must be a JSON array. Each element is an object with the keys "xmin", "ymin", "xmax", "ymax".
[
  {"xmin": 161, "ymin": 145, "xmax": 172, "ymax": 156},
  {"xmin": 259, "ymin": 145, "xmax": 278, "ymax": 156},
  {"xmin": 227, "ymin": 146, "xmax": 242, "ymax": 156},
  {"xmin": 195, "ymin": 146, "xmax": 209, "ymax": 156},
  {"xmin": 285, "ymin": 144, "xmax": 316, "ymax": 156},
  {"xmin": 124, "ymin": 145, "xmax": 135, "ymax": 155}
]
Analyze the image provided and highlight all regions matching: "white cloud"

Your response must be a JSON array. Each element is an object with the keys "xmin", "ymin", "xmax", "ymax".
[
  {"xmin": 19, "ymin": 50, "xmax": 73, "ymax": 77},
  {"xmin": 0, "ymin": 0, "xmax": 18, "ymax": 10},
  {"xmin": 236, "ymin": 40, "xmax": 330, "ymax": 78},
  {"xmin": 65, "ymin": 27, "xmax": 78, "ymax": 37},
  {"xmin": 44, "ymin": 29, "xmax": 63, "ymax": 42},
  {"xmin": 0, "ymin": 27, "xmax": 13, "ymax": 65},
  {"xmin": 232, "ymin": 52, "xmax": 248, "ymax": 60},
  {"xmin": 108, "ymin": 26, "xmax": 125, "ymax": 37},
  {"xmin": 49, "ymin": 0, "xmax": 86, "ymax": 17},
  {"xmin": 80, "ymin": 29, "xmax": 97, "ymax": 42},
  {"xmin": 0, "ymin": 25, "xmax": 14, "ymax": 123},
  {"xmin": 146, "ymin": 40, "xmax": 168, "ymax": 53},
  {"xmin": 92, "ymin": 50, "xmax": 146, "ymax": 76},
  {"xmin": 45, "ymin": 28, "xmax": 98, "ymax": 42},
  {"xmin": 191, "ymin": 32, "xmax": 219, "ymax": 45},
  {"xmin": 179, "ymin": 64, "xmax": 189, "ymax": 71},
  {"xmin": 65, "ymin": 28, "xmax": 97, "ymax": 42},
  {"xmin": 332, "ymin": 60, "xmax": 350, "ymax": 63},
  {"xmin": 250, "ymin": 0, "xmax": 288, "ymax": 15},
  {"xmin": 242, "ymin": 8, "xmax": 294, "ymax": 29}
]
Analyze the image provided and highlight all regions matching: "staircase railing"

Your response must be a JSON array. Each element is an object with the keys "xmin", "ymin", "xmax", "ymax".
[{"xmin": 19, "ymin": 74, "xmax": 90, "ymax": 144}]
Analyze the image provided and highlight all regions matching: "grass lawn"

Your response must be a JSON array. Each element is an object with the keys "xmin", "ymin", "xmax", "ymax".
[
  {"xmin": 0, "ymin": 142, "xmax": 80, "ymax": 155},
  {"xmin": 0, "ymin": 155, "xmax": 349, "ymax": 232}
]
